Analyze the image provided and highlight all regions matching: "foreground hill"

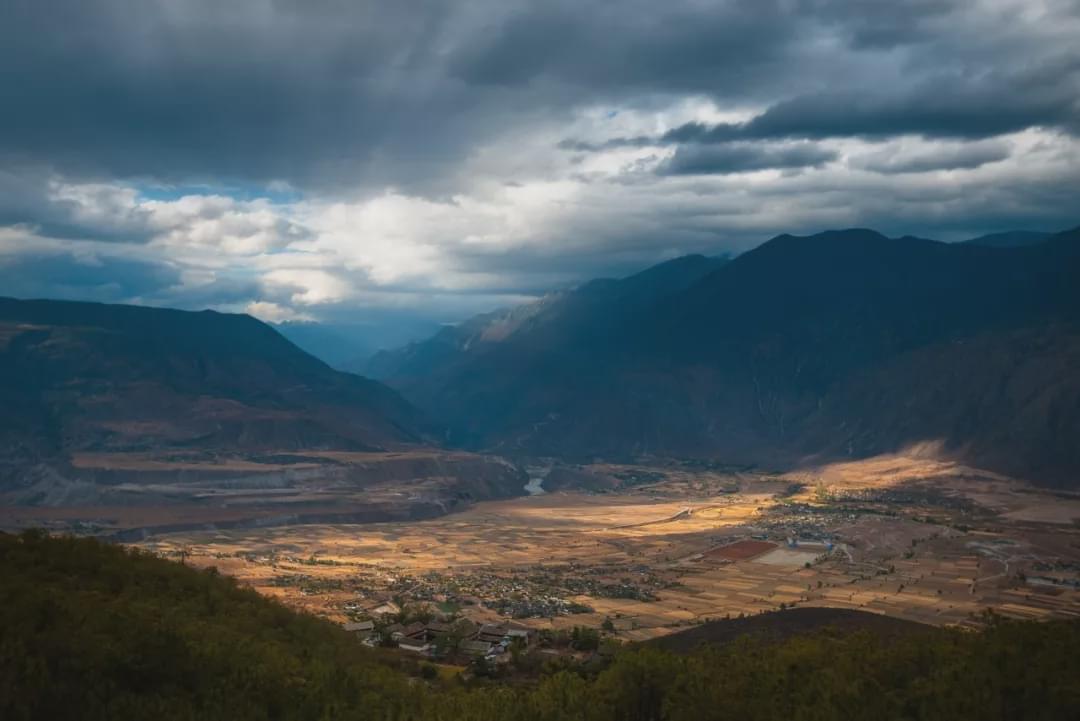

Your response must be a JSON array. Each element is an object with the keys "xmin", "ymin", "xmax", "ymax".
[
  {"xmin": 374, "ymin": 228, "xmax": 1080, "ymax": 485},
  {"xmin": 3, "ymin": 531, "xmax": 1080, "ymax": 721},
  {"xmin": 0, "ymin": 530, "xmax": 417, "ymax": 721},
  {"xmin": 647, "ymin": 607, "xmax": 930, "ymax": 654}
]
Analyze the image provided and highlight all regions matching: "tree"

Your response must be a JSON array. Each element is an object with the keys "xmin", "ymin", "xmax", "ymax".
[
  {"xmin": 471, "ymin": 655, "xmax": 495, "ymax": 678},
  {"xmin": 571, "ymin": 626, "xmax": 600, "ymax": 651},
  {"xmin": 529, "ymin": 671, "xmax": 589, "ymax": 721},
  {"xmin": 594, "ymin": 648, "xmax": 681, "ymax": 721}
]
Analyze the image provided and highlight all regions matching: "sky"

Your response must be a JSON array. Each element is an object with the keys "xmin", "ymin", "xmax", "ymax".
[{"xmin": 2, "ymin": 0, "xmax": 1079, "ymax": 330}]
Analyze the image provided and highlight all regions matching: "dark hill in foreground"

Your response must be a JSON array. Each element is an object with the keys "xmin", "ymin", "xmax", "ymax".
[
  {"xmin": 3, "ymin": 531, "xmax": 1080, "ymax": 721},
  {"xmin": 0, "ymin": 530, "xmax": 416, "ymax": 721},
  {"xmin": 647, "ymin": 607, "xmax": 930, "ymax": 654},
  {"xmin": 374, "ymin": 227, "xmax": 1080, "ymax": 486}
]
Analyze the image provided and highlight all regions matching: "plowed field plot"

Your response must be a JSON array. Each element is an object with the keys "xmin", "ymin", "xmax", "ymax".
[
  {"xmin": 754, "ymin": 548, "xmax": 821, "ymax": 567},
  {"xmin": 705, "ymin": 540, "xmax": 777, "ymax": 561}
]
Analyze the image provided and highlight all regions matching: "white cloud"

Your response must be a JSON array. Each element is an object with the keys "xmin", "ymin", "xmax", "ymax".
[
  {"xmin": 261, "ymin": 268, "xmax": 352, "ymax": 306},
  {"xmin": 245, "ymin": 300, "xmax": 314, "ymax": 323},
  {"xmin": 3, "ymin": 122, "xmax": 1079, "ymax": 324},
  {"xmin": 145, "ymin": 195, "xmax": 308, "ymax": 255}
]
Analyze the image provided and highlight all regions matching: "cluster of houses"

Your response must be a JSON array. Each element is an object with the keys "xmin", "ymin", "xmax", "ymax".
[
  {"xmin": 343, "ymin": 607, "xmax": 535, "ymax": 662},
  {"xmin": 373, "ymin": 565, "xmax": 664, "ymax": 618}
]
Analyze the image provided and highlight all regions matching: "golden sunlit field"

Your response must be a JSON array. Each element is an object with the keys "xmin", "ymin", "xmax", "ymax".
[{"xmin": 131, "ymin": 450, "xmax": 1080, "ymax": 642}]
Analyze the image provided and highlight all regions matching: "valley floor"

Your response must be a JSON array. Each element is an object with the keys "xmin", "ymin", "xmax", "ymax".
[{"xmin": 133, "ymin": 452, "xmax": 1080, "ymax": 642}]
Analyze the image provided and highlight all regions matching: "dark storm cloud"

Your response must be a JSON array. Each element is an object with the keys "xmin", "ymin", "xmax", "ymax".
[
  {"xmin": 663, "ymin": 81, "xmax": 1079, "ymax": 143},
  {"xmin": 0, "ymin": 168, "xmax": 153, "ymax": 243},
  {"xmin": 0, "ymin": 253, "xmax": 180, "ymax": 304},
  {"xmin": 658, "ymin": 143, "xmax": 837, "ymax": 176},
  {"xmin": 0, "ymin": 169, "xmax": 63, "ymax": 232},
  {"xmin": 0, "ymin": 0, "xmax": 476, "ymax": 189},
  {"xmin": 799, "ymin": 0, "xmax": 963, "ymax": 49},
  {"xmin": 576, "ymin": 61, "xmax": 1080, "ymax": 152},
  {"xmin": 857, "ymin": 141, "xmax": 1011, "ymax": 174},
  {"xmin": 1, "ymin": 0, "xmax": 809, "ymax": 190},
  {"xmin": 447, "ymin": 0, "xmax": 802, "ymax": 92},
  {"xmin": 4, "ymin": 0, "xmax": 1079, "ymax": 189}
]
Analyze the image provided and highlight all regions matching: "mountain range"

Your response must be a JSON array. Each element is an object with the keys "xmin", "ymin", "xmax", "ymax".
[
  {"xmin": 368, "ymin": 227, "xmax": 1080, "ymax": 486},
  {"xmin": 2, "ymin": 225, "xmax": 1076, "ymax": 494},
  {"xmin": 0, "ymin": 299, "xmax": 425, "ymax": 476}
]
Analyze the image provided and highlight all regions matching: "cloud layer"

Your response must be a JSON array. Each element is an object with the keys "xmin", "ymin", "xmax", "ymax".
[{"xmin": 2, "ymin": 0, "xmax": 1079, "ymax": 328}]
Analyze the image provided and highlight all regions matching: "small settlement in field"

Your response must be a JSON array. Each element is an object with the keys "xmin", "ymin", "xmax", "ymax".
[
  {"xmin": 137, "ymin": 452, "xmax": 1080, "ymax": 659},
  {"xmin": 343, "ymin": 604, "xmax": 540, "ymax": 664}
]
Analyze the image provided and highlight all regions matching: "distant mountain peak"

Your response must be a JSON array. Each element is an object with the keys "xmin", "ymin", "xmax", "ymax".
[
  {"xmin": 366, "ymin": 225, "xmax": 1080, "ymax": 487},
  {"xmin": 963, "ymin": 230, "xmax": 1052, "ymax": 248}
]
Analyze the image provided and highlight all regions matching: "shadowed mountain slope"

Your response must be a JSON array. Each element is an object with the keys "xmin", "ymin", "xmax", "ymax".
[
  {"xmin": 0, "ymin": 298, "xmax": 427, "ymax": 475},
  {"xmin": 376, "ymin": 228, "xmax": 1080, "ymax": 485},
  {"xmin": 364, "ymin": 253, "xmax": 729, "ymax": 382}
]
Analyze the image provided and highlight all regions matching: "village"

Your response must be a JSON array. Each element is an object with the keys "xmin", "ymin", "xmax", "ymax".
[{"xmin": 135, "ymin": 453, "xmax": 1080, "ymax": 663}]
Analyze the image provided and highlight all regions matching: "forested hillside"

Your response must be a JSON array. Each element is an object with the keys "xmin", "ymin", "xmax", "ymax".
[{"xmin": 3, "ymin": 531, "xmax": 1079, "ymax": 721}]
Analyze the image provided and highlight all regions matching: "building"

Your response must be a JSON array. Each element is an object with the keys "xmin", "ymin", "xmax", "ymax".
[
  {"xmin": 422, "ymin": 621, "xmax": 452, "ymax": 638},
  {"xmin": 504, "ymin": 623, "xmax": 534, "ymax": 644},
  {"xmin": 369, "ymin": 601, "xmax": 401, "ymax": 617},
  {"xmin": 473, "ymin": 622, "xmax": 535, "ymax": 648},
  {"xmin": 397, "ymin": 638, "xmax": 433, "ymax": 655},
  {"xmin": 475, "ymin": 623, "xmax": 509, "ymax": 645},
  {"xmin": 343, "ymin": 620, "xmax": 375, "ymax": 634},
  {"xmin": 460, "ymin": 639, "xmax": 494, "ymax": 657}
]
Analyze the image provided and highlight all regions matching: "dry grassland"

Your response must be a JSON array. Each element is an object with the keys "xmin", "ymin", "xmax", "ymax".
[{"xmin": 137, "ymin": 452, "xmax": 1080, "ymax": 641}]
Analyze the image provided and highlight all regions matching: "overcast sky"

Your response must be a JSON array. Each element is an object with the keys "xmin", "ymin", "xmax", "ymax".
[{"xmin": 2, "ymin": 0, "xmax": 1079, "ymax": 327}]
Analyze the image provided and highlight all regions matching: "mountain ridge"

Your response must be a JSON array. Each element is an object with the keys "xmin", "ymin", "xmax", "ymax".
[
  {"xmin": 372, "ymin": 227, "xmax": 1080, "ymax": 485},
  {"xmin": 963, "ymin": 230, "xmax": 1053, "ymax": 247},
  {"xmin": 0, "ymin": 297, "xmax": 429, "ymax": 478}
]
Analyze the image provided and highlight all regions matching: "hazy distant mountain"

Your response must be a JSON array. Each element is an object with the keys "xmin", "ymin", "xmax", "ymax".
[
  {"xmin": 376, "ymin": 228, "xmax": 1080, "ymax": 486},
  {"xmin": 963, "ymin": 230, "xmax": 1052, "ymax": 248},
  {"xmin": 274, "ymin": 318, "xmax": 441, "ymax": 370},
  {"xmin": 272, "ymin": 321, "xmax": 376, "ymax": 369},
  {"xmin": 364, "ymin": 253, "xmax": 730, "ymax": 381},
  {"xmin": 0, "ymin": 299, "xmax": 427, "ymax": 474}
]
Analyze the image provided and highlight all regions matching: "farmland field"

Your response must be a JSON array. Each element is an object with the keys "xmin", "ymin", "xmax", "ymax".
[{"xmin": 132, "ymin": 451, "xmax": 1080, "ymax": 642}]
